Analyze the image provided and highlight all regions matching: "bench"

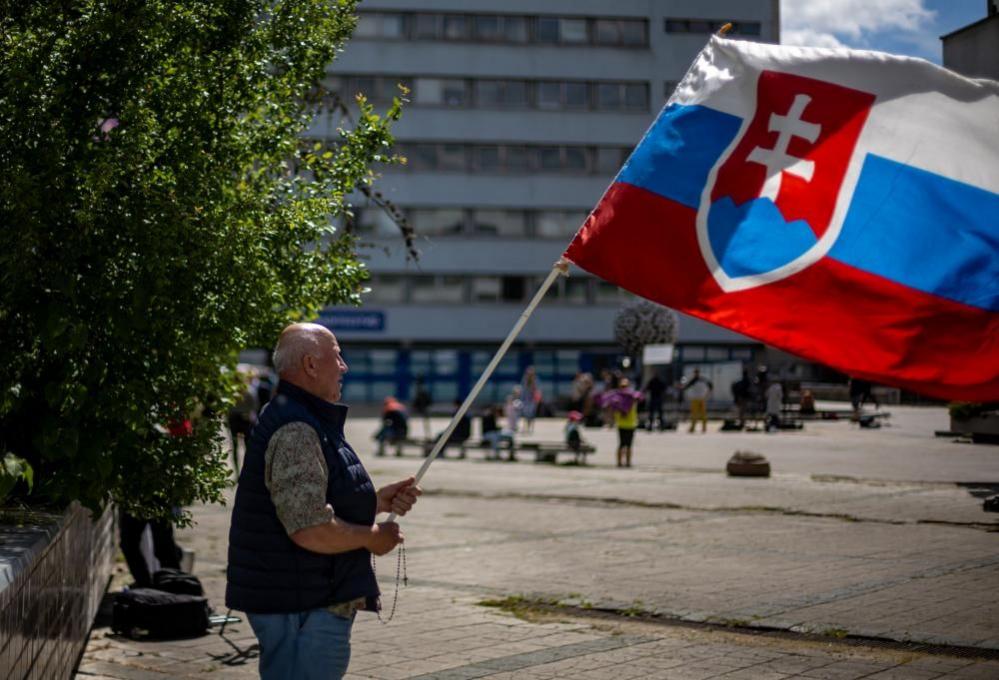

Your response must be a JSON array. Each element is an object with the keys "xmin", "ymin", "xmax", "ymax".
[
  {"xmin": 518, "ymin": 441, "xmax": 596, "ymax": 464},
  {"xmin": 382, "ymin": 437, "xmax": 594, "ymax": 464}
]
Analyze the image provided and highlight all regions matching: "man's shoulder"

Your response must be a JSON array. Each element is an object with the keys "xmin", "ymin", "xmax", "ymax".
[{"xmin": 267, "ymin": 421, "xmax": 323, "ymax": 458}]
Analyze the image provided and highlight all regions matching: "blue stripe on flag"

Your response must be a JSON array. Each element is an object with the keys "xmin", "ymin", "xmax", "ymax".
[
  {"xmin": 617, "ymin": 104, "xmax": 742, "ymax": 210},
  {"xmin": 831, "ymin": 154, "xmax": 999, "ymax": 311}
]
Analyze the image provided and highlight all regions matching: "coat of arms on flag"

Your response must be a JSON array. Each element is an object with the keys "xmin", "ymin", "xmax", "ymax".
[{"xmin": 565, "ymin": 37, "xmax": 999, "ymax": 400}]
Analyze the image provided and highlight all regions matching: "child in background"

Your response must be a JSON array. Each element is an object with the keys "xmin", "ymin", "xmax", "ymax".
[
  {"xmin": 564, "ymin": 411, "xmax": 587, "ymax": 465},
  {"xmin": 611, "ymin": 379, "xmax": 642, "ymax": 468}
]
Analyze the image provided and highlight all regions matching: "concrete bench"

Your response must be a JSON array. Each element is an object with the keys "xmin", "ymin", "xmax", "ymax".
[
  {"xmin": 517, "ymin": 441, "xmax": 596, "ymax": 464},
  {"xmin": 384, "ymin": 437, "xmax": 594, "ymax": 464}
]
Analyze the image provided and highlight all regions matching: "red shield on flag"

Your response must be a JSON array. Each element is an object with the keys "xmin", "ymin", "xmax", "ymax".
[{"xmin": 698, "ymin": 71, "xmax": 876, "ymax": 291}]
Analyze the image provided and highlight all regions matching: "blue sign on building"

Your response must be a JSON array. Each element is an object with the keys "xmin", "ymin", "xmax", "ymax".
[{"xmin": 320, "ymin": 310, "xmax": 385, "ymax": 332}]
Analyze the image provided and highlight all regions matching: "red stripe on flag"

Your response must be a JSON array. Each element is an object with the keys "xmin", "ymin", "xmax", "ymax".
[{"xmin": 565, "ymin": 182, "xmax": 999, "ymax": 401}]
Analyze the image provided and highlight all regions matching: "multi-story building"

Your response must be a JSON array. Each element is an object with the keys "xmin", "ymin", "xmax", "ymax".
[{"xmin": 315, "ymin": 0, "xmax": 781, "ymax": 407}]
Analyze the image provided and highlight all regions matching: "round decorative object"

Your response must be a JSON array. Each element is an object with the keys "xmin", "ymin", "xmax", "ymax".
[
  {"xmin": 613, "ymin": 299, "xmax": 678, "ymax": 357},
  {"xmin": 726, "ymin": 450, "xmax": 771, "ymax": 477}
]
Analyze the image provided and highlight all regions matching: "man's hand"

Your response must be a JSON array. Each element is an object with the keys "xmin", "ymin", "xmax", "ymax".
[
  {"xmin": 376, "ymin": 477, "xmax": 423, "ymax": 516},
  {"xmin": 367, "ymin": 521, "xmax": 403, "ymax": 556}
]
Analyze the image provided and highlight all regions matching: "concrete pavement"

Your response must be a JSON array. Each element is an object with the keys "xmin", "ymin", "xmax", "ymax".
[{"xmin": 76, "ymin": 405, "xmax": 999, "ymax": 679}]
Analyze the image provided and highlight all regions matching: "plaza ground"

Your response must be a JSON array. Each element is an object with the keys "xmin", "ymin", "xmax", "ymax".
[{"xmin": 77, "ymin": 405, "xmax": 999, "ymax": 679}]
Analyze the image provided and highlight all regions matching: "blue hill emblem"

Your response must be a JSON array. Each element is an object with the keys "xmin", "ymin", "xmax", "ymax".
[{"xmin": 707, "ymin": 197, "xmax": 819, "ymax": 278}]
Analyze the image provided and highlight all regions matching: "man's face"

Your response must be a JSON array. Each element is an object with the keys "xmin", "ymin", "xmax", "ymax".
[{"xmin": 316, "ymin": 333, "xmax": 348, "ymax": 403}]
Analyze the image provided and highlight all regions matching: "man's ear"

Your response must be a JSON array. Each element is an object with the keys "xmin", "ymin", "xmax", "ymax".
[{"xmin": 302, "ymin": 353, "xmax": 317, "ymax": 377}]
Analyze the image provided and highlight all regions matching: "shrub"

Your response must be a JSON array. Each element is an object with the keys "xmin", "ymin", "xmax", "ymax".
[{"xmin": 0, "ymin": 0, "xmax": 400, "ymax": 520}]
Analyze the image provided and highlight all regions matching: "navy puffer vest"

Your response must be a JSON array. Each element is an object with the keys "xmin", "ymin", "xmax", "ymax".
[{"xmin": 225, "ymin": 381, "xmax": 379, "ymax": 613}]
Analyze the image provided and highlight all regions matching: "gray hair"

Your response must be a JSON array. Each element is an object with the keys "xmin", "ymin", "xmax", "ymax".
[{"xmin": 272, "ymin": 323, "xmax": 330, "ymax": 376}]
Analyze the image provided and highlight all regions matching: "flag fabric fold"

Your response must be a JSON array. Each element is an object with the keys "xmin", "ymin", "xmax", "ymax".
[{"xmin": 564, "ymin": 36, "xmax": 999, "ymax": 401}]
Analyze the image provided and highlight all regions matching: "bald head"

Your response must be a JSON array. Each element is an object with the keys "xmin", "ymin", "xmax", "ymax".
[{"xmin": 273, "ymin": 323, "xmax": 348, "ymax": 402}]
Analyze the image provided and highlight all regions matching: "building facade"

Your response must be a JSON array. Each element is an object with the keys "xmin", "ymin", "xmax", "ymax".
[
  {"xmin": 942, "ymin": 0, "xmax": 999, "ymax": 81},
  {"xmin": 316, "ymin": 0, "xmax": 781, "ymax": 406}
]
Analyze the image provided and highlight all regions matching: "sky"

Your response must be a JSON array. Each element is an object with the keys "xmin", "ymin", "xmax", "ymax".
[{"xmin": 781, "ymin": 0, "xmax": 991, "ymax": 63}]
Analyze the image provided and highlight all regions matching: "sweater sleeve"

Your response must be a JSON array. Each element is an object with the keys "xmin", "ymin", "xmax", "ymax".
[{"xmin": 264, "ymin": 422, "xmax": 335, "ymax": 535}]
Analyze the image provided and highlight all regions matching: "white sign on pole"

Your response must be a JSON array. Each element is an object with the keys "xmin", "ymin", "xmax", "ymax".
[{"xmin": 642, "ymin": 343, "xmax": 675, "ymax": 365}]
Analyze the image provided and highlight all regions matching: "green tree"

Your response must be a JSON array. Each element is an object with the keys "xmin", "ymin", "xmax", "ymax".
[{"xmin": 0, "ymin": 0, "xmax": 401, "ymax": 520}]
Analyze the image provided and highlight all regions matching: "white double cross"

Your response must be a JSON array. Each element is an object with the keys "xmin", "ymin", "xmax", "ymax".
[{"xmin": 747, "ymin": 94, "xmax": 821, "ymax": 201}]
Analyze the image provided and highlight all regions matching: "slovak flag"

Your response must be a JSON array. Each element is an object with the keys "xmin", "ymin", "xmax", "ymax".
[{"xmin": 565, "ymin": 36, "xmax": 999, "ymax": 401}]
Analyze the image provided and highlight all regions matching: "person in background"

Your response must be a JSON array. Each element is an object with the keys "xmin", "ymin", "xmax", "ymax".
[
  {"xmin": 799, "ymin": 388, "xmax": 817, "ymax": 416},
  {"xmin": 766, "ymin": 380, "xmax": 784, "ymax": 432},
  {"xmin": 430, "ymin": 399, "xmax": 471, "ymax": 459},
  {"xmin": 849, "ymin": 377, "xmax": 879, "ymax": 419},
  {"xmin": 504, "ymin": 386, "xmax": 522, "ymax": 437},
  {"xmin": 480, "ymin": 404, "xmax": 515, "ymax": 461},
  {"xmin": 682, "ymin": 368, "xmax": 713, "ymax": 433},
  {"xmin": 519, "ymin": 366, "xmax": 541, "ymax": 434},
  {"xmin": 374, "ymin": 396, "xmax": 408, "ymax": 457},
  {"xmin": 731, "ymin": 369, "xmax": 752, "ymax": 428},
  {"xmin": 569, "ymin": 372, "xmax": 590, "ymax": 412},
  {"xmin": 643, "ymin": 371, "xmax": 667, "ymax": 431},
  {"xmin": 121, "ymin": 415, "xmax": 191, "ymax": 587},
  {"xmin": 411, "ymin": 376, "xmax": 432, "ymax": 439},
  {"xmin": 564, "ymin": 410, "xmax": 588, "ymax": 465},
  {"xmin": 256, "ymin": 368, "xmax": 275, "ymax": 412},
  {"xmin": 612, "ymin": 379, "xmax": 641, "ymax": 467},
  {"xmin": 597, "ymin": 369, "xmax": 620, "ymax": 429},
  {"xmin": 228, "ymin": 368, "xmax": 259, "ymax": 474}
]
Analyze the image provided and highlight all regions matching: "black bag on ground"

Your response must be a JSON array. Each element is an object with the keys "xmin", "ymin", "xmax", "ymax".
[
  {"xmin": 152, "ymin": 568, "xmax": 204, "ymax": 596},
  {"xmin": 112, "ymin": 588, "xmax": 210, "ymax": 639}
]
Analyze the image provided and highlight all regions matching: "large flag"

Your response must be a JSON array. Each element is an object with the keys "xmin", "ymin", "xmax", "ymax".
[{"xmin": 565, "ymin": 36, "xmax": 999, "ymax": 401}]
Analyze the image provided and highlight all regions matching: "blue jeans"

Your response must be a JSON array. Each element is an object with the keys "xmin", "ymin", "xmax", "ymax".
[{"xmin": 248, "ymin": 608, "xmax": 354, "ymax": 680}]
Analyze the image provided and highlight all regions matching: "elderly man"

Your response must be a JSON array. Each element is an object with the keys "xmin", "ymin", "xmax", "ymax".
[{"xmin": 226, "ymin": 323, "xmax": 421, "ymax": 679}]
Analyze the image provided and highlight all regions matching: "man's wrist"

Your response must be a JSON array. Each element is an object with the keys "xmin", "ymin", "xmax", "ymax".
[{"xmin": 362, "ymin": 522, "xmax": 380, "ymax": 550}]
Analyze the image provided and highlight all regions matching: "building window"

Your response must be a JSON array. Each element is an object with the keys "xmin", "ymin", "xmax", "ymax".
[
  {"xmin": 595, "ymin": 82, "xmax": 648, "ymax": 111},
  {"xmin": 393, "ymin": 143, "xmax": 630, "ymax": 176},
  {"xmin": 409, "ymin": 208, "xmax": 465, "ymax": 236},
  {"xmin": 442, "ymin": 14, "xmax": 469, "ymax": 40},
  {"xmin": 505, "ymin": 146, "xmax": 530, "ymax": 172},
  {"xmin": 471, "ymin": 209, "xmax": 528, "ymax": 236},
  {"xmin": 333, "ymin": 76, "xmax": 411, "ymax": 103},
  {"xmin": 537, "ymin": 210, "xmax": 588, "ymax": 238},
  {"xmin": 594, "ymin": 281, "xmax": 623, "ymax": 304},
  {"xmin": 471, "ymin": 277, "xmax": 501, "ymax": 302},
  {"xmin": 596, "ymin": 147, "xmax": 626, "ymax": 174},
  {"xmin": 413, "ymin": 13, "xmax": 441, "ymax": 39},
  {"xmin": 594, "ymin": 18, "xmax": 647, "ymax": 46},
  {"xmin": 356, "ymin": 207, "xmax": 400, "ymax": 236},
  {"xmin": 664, "ymin": 18, "xmax": 762, "ymax": 36},
  {"xmin": 405, "ymin": 144, "xmax": 437, "ymax": 171},
  {"xmin": 366, "ymin": 275, "xmax": 406, "ymax": 303},
  {"xmin": 410, "ymin": 275, "xmax": 466, "ymax": 304},
  {"xmin": 437, "ymin": 144, "xmax": 466, "ymax": 171},
  {"xmin": 558, "ymin": 18, "xmax": 589, "ymax": 44},
  {"xmin": 473, "ymin": 146, "xmax": 501, "ymax": 172},
  {"xmin": 333, "ymin": 74, "xmax": 648, "ymax": 112},
  {"xmin": 355, "ymin": 11, "xmax": 648, "ymax": 47},
  {"xmin": 501, "ymin": 276, "xmax": 526, "ymax": 302},
  {"xmin": 563, "ymin": 278, "xmax": 590, "ymax": 305},
  {"xmin": 354, "ymin": 13, "xmax": 406, "ymax": 39},
  {"xmin": 475, "ymin": 80, "xmax": 530, "ymax": 108},
  {"xmin": 537, "ymin": 80, "xmax": 592, "ymax": 110},
  {"xmin": 706, "ymin": 347, "xmax": 731, "ymax": 361},
  {"xmin": 413, "ymin": 78, "xmax": 468, "ymax": 107},
  {"xmin": 536, "ymin": 16, "xmax": 560, "ymax": 43}
]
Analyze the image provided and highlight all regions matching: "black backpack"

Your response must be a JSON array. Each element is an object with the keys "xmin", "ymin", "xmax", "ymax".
[
  {"xmin": 152, "ymin": 568, "xmax": 205, "ymax": 596},
  {"xmin": 113, "ymin": 587, "xmax": 211, "ymax": 639}
]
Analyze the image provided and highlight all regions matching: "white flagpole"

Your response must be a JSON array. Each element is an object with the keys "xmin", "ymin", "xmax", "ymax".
[{"xmin": 386, "ymin": 257, "xmax": 569, "ymax": 522}]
